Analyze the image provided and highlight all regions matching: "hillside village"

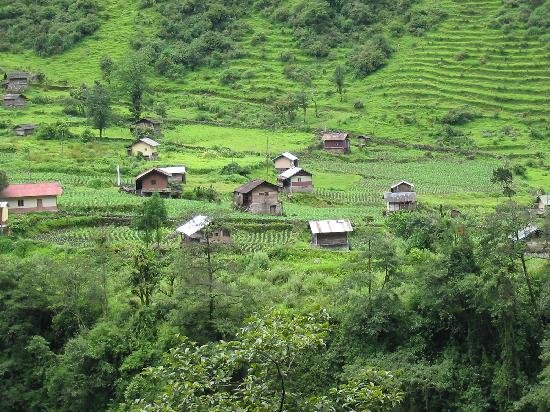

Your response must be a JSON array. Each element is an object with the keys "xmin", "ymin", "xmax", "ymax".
[{"xmin": 0, "ymin": 0, "xmax": 549, "ymax": 410}]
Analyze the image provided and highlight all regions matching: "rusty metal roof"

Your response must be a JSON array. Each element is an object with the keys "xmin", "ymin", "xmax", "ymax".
[
  {"xmin": 309, "ymin": 219, "xmax": 353, "ymax": 234},
  {"xmin": 321, "ymin": 132, "xmax": 349, "ymax": 141}
]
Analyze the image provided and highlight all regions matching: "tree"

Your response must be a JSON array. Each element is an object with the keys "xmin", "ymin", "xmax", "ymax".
[
  {"xmin": 492, "ymin": 165, "xmax": 515, "ymax": 199},
  {"xmin": 130, "ymin": 248, "xmax": 160, "ymax": 306},
  {"xmin": 295, "ymin": 91, "xmax": 308, "ymax": 122},
  {"xmin": 117, "ymin": 53, "xmax": 149, "ymax": 120},
  {"xmin": 332, "ymin": 65, "xmax": 346, "ymax": 102},
  {"xmin": 0, "ymin": 171, "xmax": 8, "ymax": 191},
  {"xmin": 134, "ymin": 193, "xmax": 168, "ymax": 247},
  {"xmin": 99, "ymin": 55, "xmax": 115, "ymax": 83},
  {"xmin": 85, "ymin": 81, "xmax": 112, "ymax": 138}
]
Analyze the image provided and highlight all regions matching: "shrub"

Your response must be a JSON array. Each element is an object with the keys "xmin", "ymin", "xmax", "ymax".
[
  {"xmin": 182, "ymin": 186, "xmax": 220, "ymax": 203},
  {"xmin": 454, "ymin": 51, "xmax": 469, "ymax": 61},
  {"xmin": 219, "ymin": 69, "xmax": 242, "ymax": 85},
  {"xmin": 348, "ymin": 34, "xmax": 392, "ymax": 77},
  {"xmin": 250, "ymin": 33, "xmax": 267, "ymax": 46},
  {"xmin": 353, "ymin": 101, "xmax": 364, "ymax": 110},
  {"xmin": 220, "ymin": 162, "xmax": 250, "ymax": 176},
  {"xmin": 406, "ymin": 5, "xmax": 448, "ymax": 36},
  {"xmin": 279, "ymin": 51, "xmax": 296, "ymax": 62},
  {"xmin": 441, "ymin": 107, "xmax": 478, "ymax": 125},
  {"xmin": 433, "ymin": 125, "xmax": 475, "ymax": 148}
]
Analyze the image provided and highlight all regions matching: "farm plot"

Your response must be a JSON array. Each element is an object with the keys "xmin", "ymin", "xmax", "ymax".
[{"xmin": 233, "ymin": 229, "xmax": 296, "ymax": 252}]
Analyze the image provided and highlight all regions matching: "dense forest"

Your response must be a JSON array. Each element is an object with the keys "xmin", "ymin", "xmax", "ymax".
[{"xmin": 1, "ymin": 0, "xmax": 549, "ymax": 410}]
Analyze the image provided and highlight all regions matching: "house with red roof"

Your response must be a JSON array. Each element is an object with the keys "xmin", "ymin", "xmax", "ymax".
[{"xmin": 0, "ymin": 182, "xmax": 63, "ymax": 213}]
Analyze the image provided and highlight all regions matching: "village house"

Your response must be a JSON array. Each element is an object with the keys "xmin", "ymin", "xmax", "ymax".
[
  {"xmin": 321, "ymin": 132, "xmax": 350, "ymax": 153},
  {"xmin": 134, "ymin": 166, "xmax": 186, "ymax": 197},
  {"xmin": 127, "ymin": 137, "xmax": 160, "ymax": 159},
  {"xmin": 309, "ymin": 219, "xmax": 353, "ymax": 250},
  {"xmin": 277, "ymin": 167, "xmax": 313, "ymax": 193},
  {"xmin": 131, "ymin": 118, "xmax": 162, "ymax": 134},
  {"xmin": 384, "ymin": 180, "xmax": 417, "ymax": 212},
  {"xmin": 233, "ymin": 180, "xmax": 282, "ymax": 215},
  {"xmin": 5, "ymin": 71, "xmax": 30, "ymax": 92},
  {"xmin": 13, "ymin": 124, "xmax": 36, "ymax": 136},
  {"xmin": 0, "ymin": 202, "xmax": 8, "ymax": 234},
  {"xmin": 537, "ymin": 194, "xmax": 549, "ymax": 214},
  {"xmin": 0, "ymin": 182, "xmax": 63, "ymax": 213},
  {"xmin": 176, "ymin": 215, "xmax": 231, "ymax": 245},
  {"xmin": 272, "ymin": 152, "xmax": 299, "ymax": 172},
  {"xmin": 3, "ymin": 94, "xmax": 27, "ymax": 108}
]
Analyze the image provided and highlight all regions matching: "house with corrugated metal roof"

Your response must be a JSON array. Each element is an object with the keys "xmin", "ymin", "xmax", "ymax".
[
  {"xmin": 13, "ymin": 124, "xmax": 36, "ymax": 136},
  {"xmin": 176, "ymin": 215, "xmax": 231, "ymax": 244},
  {"xmin": 277, "ymin": 167, "xmax": 313, "ymax": 193},
  {"xmin": 309, "ymin": 219, "xmax": 353, "ymax": 249},
  {"xmin": 0, "ymin": 182, "xmax": 63, "ymax": 213},
  {"xmin": 233, "ymin": 180, "xmax": 282, "ymax": 215},
  {"xmin": 135, "ymin": 166, "xmax": 186, "ymax": 197},
  {"xmin": 384, "ymin": 180, "xmax": 417, "ymax": 212},
  {"xmin": 127, "ymin": 137, "xmax": 160, "ymax": 159},
  {"xmin": 131, "ymin": 118, "xmax": 162, "ymax": 133},
  {"xmin": 272, "ymin": 152, "xmax": 299, "ymax": 172},
  {"xmin": 3, "ymin": 93, "xmax": 27, "ymax": 108},
  {"xmin": 321, "ymin": 132, "xmax": 350, "ymax": 153}
]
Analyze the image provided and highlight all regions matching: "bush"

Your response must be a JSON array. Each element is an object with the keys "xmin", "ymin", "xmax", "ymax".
[
  {"xmin": 219, "ymin": 69, "xmax": 242, "ymax": 85},
  {"xmin": 406, "ymin": 5, "xmax": 448, "ymax": 36},
  {"xmin": 220, "ymin": 162, "xmax": 250, "ymax": 176},
  {"xmin": 353, "ymin": 101, "xmax": 364, "ymax": 110},
  {"xmin": 37, "ymin": 122, "xmax": 75, "ymax": 140},
  {"xmin": 433, "ymin": 125, "xmax": 475, "ymax": 148},
  {"xmin": 441, "ymin": 107, "xmax": 478, "ymax": 125},
  {"xmin": 454, "ymin": 51, "xmax": 469, "ymax": 61},
  {"xmin": 348, "ymin": 34, "xmax": 392, "ymax": 77},
  {"xmin": 279, "ymin": 51, "xmax": 296, "ymax": 62},
  {"xmin": 181, "ymin": 186, "xmax": 220, "ymax": 203}
]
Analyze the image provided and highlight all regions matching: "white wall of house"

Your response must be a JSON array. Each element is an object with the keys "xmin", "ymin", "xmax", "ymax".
[
  {"xmin": 130, "ymin": 142, "xmax": 157, "ymax": 157},
  {"xmin": 0, "ymin": 196, "xmax": 58, "ymax": 210}
]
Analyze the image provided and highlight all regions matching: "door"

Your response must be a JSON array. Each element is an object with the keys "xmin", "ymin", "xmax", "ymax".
[
  {"xmin": 270, "ymin": 205, "xmax": 277, "ymax": 214},
  {"xmin": 37, "ymin": 199, "xmax": 43, "ymax": 210}
]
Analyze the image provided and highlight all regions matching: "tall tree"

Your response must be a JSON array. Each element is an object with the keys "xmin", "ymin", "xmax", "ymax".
[
  {"xmin": 134, "ymin": 193, "xmax": 167, "ymax": 247},
  {"xmin": 492, "ymin": 165, "xmax": 515, "ymax": 199},
  {"xmin": 295, "ymin": 91, "xmax": 308, "ymax": 122},
  {"xmin": 99, "ymin": 55, "xmax": 115, "ymax": 83},
  {"xmin": 0, "ymin": 170, "xmax": 8, "ymax": 191},
  {"xmin": 117, "ymin": 53, "xmax": 149, "ymax": 120},
  {"xmin": 85, "ymin": 81, "xmax": 112, "ymax": 138},
  {"xmin": 332, "ymin": 65, "xmax": 346, "ymax": 102},
  {"xmin": 130, "ymin": 247, "xmax": 160, "ymax": 306}
]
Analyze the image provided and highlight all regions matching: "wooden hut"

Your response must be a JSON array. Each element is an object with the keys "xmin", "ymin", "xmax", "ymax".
[
  {"xmin": 131, "ymin": 118, "xmax": 162, "ymax": 133},
  {"xmin": 272, "ymin": 152, "xmax": 299, "ymax": 172},
  {"xmin": 134, "ymin": 166, "xmax": 186, "ymax": 197},
  {"xmin": 277, "ymin": 167, "xmax": 313, "ymax": 193},
  {"xmin": 309, "ymin": 219, "xmax": 353, "ymax": 250},
  {"xmin": 5, "ymin": 72, "xmax": 30, "ymax": 92},
  {"xmin": 176, "ymin": 215, "xmax": 231, "ymax": 244},
  {"xmin": 384, "ymin": 180, "xmax": 417, "ymax": 212},
  {"xmin": 321, "ymin": 132, "xmax": 350, "ymax": 153},
  {"xmin": 127, "ymin": 137, "xmax": 160, "ymax": 159},
  {"xmin": 0, "ymin": 182, "xmax": 62, "ymax": 213},
  {"xmin": 3, "ymin": 94, "xmax": 27, "ymax": 108},
  {"xmin": 233, "ymin": 180, "xmax": 282, "ymax": 215},
  {"xmin": 13, "ymin": 124, "xmax": 36, "ymax": 136}
]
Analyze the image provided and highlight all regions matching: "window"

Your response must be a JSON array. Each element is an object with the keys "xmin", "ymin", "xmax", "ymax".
[
  {"xmin": 297, "ymin": 178, "xmax": 302, "ymax": 182},
  {"xmin": 151, "ymin": 179, "xmax": 157, "ymax": 185},
  {"xmin": 17, "ymin": 199, "xmax": 24, "ymax": 207}
]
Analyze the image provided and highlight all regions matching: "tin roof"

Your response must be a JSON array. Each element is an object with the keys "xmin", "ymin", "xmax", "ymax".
[
  {"xmin": 384, "ymin": 192, "xmax": 417, "ymax": 203},
  {"xmin": 309, "ymin": 219, "xmax": 353, "ymax": 234},
  {"xmin": 0, "ymin": 202, "xmax": 8, "ymax": 208},
  {"xmin": 176, "ymin": 215, "xmax": 211, "ymax": 236},
  {"xmin": 234, "ymin": 179, "xmax": 278, "ymax": 194},
  {"xmin": 538, "ymin": 195, "xmax": 550, "ymax": 206},
  {"xmin": 158, "ymin": 166, "xmax": 186, "ymax": 175},
  {"xmin": 7, "ymin": 72, "xmax": 30, "ymax": 80},
  {"xmin": 13, "ymin": 124, "xmax": 36, "ymax": 130},
  {"xmin": 278, "ymin": 167, "xmax": 311, "ymax": 180},
  {"xmin": 512, "ymin": 225, "xmax": 540, "ymax": 241},
  {"xmin": 273, "ymin": 152, "xmax": 298, "ymax": 162},
  {"xmin": 3, "ymin": 94, "xmax": 25, "ymax": 100},
  {"xmin": 139, "ymin": 137, "xmax": 160, "ymax": 147},
  {"xmin": 0, "ymin": 182, "xmax": 62, "ymax": 198},
  {"xmin": 321, "ymin": 132, "xmax": 349, "ymax": 141},
  {"xmin": 390, "ymin": 180, "xmax": 415, "ymax": 190},
  {"xmin": 133, "ymin": 118, "xmax": 161, "ymax": 125}
]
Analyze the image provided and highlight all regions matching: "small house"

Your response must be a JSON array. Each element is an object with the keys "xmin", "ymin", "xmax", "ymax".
[
  {"xmin": 309, "ymin": 219, "xmax": 353, "ymax": 250},
  {"xmin": 0, "ymin": 182, "xmax": 62, "ymax": 213},
  {"xmin": 5, "ymin": 72, "xmax": 30, "ymax": 92},
  {"xmin": 233, "ymin": 180, "xmax": 282, "ymax": 215},
  {"xmin": 277, "ymin": 167, "xmax": 313, "ymax": 193},
  {"xmin": 131, "ymin": 118, "xmax": 162, "ymax": 133},
  {"xmin": 357, "ymin": 135, "xmax": 371, "ymax": 147},
  {"xmin": 0, "ymin": 201, "xmax": 8, "ymax": 234},
  {"xmin": 3, "ymin": 94, "xmax": 27, "ymax": 108},
  {"xmin": 537, "ymin": 195, "xmax": 549, "ymax": 214},
  {"xmin": 176, "ymin": 215, "xmax": 231, "ymax": 244},
  {"xmin": 321, "ymin": 132, "xmax": 350, "ymax": 153},
  {"xmin": 384, "ymin": 180, "xmax": 417, "ymax": 212},
  {"xmin": 13, "ymin": 124, "xmax": 36, "ymax": 136},
  {"xmin": 127, "ymin": 137, "xmax": 160, "ymax": 159},
  {"xmin": 272, "ymin": 152, "xmax": 299, "ymax": 172},
  {"xmin": 135, "ymin": 166, "xmax": 186, "ymax": 196}
]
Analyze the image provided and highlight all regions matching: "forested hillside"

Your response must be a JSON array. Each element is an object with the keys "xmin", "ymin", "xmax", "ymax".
[{"xmin": 0, "ymin": 0, "xmax": 549, "ymax": 410}]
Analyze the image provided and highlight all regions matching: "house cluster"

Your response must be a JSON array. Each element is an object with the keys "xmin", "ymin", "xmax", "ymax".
[{"xmin": 2, "ymin": 71, "xmax": 30, "ymax": 108}]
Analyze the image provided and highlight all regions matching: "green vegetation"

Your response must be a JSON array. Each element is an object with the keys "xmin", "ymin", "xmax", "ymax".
[{"xmin": 0, "ymin": 0, "xmax": 548, "ymax": 410}]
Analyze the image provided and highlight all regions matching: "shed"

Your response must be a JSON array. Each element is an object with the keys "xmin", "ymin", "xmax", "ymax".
[
  {"xmin": 511, "ymin": 225, "xmax": 541, "ymax": 242},
  {"xmin": 5, "ymin": 72, "xmax": 30, "ymax": 92},
  {"xmin": 321, "ymin": 132, "xmax": 350, "ymax": 153},
  {"xmin": 384, "ymin": 180, "xmax": 417, "ymax": 212},
  {"xmin": 537, "ymin": 195, "xmax": 549, "ymax": 214},
  {"xmin": 309, "ymin": 219, "xmax": 353, "ymax": 249},
  {"xmin": 127, "ymin": 137, "xmax": 160, "ymax": 159},
  {"xmin": 357, "ymin": 135, "xmax": 371, "ymax": 147},
  {"xmin": 131, "ymin": 118, "xmax": 162, "ymax": 133},
  {"xmin": 3, "ymin": 94, "xmax": 27, "ymax": 108},
  {"xmin": 176, "ymin": 215, "xmax": 231, "ymax": 244},
  {"xmin": 0, "ymin": 201, "xmax": 7, "ymax": 234},
  {"xmin": 135, "ymin": 166, "xmax": 186, "ymax": 196},
  {"xmin": 234, "ymin": 179, "xmax": 282, "ymax": 215},
  {"xmin": 272, "ymin": 152, "xmax": 299, "ymax": 172},
  {"xmin": 13, "ymin": 124, "xmax": 36, "ymax": 136},
  {"xmin": 0, "ymin": 182, "xmax": 62, "ymax": 213},
  {"xmin": 277, "ymin": 167, "xmax": 313, "ymax": 193}
]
